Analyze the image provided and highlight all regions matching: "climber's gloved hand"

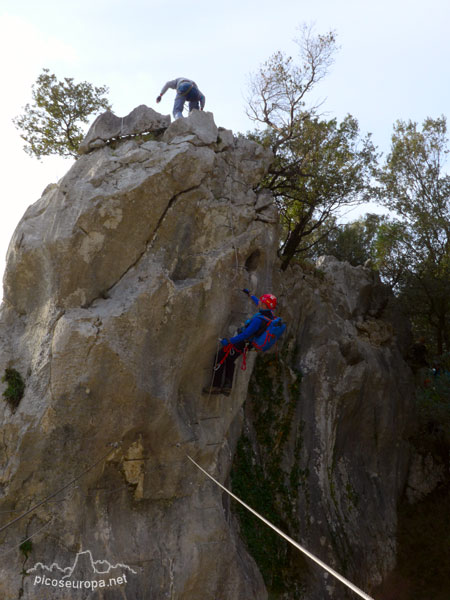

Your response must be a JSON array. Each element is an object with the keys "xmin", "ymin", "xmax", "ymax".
[
  {"xmin": 220, "ymin": 338, "xmax": 230, "ymax": 347},
  {"xmin": 156, "ymin": 95, "xmax": 162, "ymax": 103},
  {"xmin": 242, "ymin": 288, "xmax": 250, "ymax": 296}
]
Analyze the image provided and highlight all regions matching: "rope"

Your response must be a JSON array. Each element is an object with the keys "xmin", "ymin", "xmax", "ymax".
[
  {"xmin": 0, "ymin": 444, "xmax": 119, "ymax": 535},
  {"xmin": 0, "ymin": 517, "xmax": 55, "ymax": 559},
  {"xmin": 213, "ymin": 342, "xmax": 235, "ymax": 372},
  {"xmin": 187, "ymin": 455, "xmax": 375, "ymax": 600},
  {"xmin": 241, "ymin": 346, "xmax": 248, "ymax": 371}
]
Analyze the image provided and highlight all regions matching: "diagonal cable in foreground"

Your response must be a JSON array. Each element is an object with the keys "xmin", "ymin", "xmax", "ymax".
[
  {"xmin": 187, "ymin": 454, "xmax": 375, "ymax": 600},
  {"xmin": 0, "ymin": 445, "xmax": 117, "ymax": 536}
]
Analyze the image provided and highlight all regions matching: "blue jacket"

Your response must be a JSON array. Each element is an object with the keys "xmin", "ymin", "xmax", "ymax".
[{"xmin": 227, "ymin": 309, "xmax": 274, "ymax": 345}]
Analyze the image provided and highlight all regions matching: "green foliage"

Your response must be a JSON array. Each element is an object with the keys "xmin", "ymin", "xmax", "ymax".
[
  {"xmin": 246, "ymin": 27, "xmax": 377, "ymax": 269},
  {"xmin": 13, "ymin": 68, "xmax": 111, "ymax": 159},
  {"xmin": 2, "ymin": 368, "xmax": 25, "ymax": 410},
  {"xmin": 309, "ymin": 212, "xmax": 387, "ymax": 266},
  {"xmin": 377, "ymin": 117, "xmax": 449, "ymax": 222},
  {"xmin": 372, "ymin": 219, "xmax": 410, "ymax": 286},
  {"xmin": 375, "ymin": 116, "xmax": 450, "ymax": 354},
  {"xmin": 246, "ymin": 24, "xmax": 337, "ymax": 133},
  {"xmin": 232, "ymin": 434, "xmax": 295, "ymax": 595}
]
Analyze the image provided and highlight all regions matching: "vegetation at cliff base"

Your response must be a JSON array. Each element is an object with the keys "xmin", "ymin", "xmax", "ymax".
[{"xmin": 231, "ymin": 352, "xmax": 308, "ymax": 599}]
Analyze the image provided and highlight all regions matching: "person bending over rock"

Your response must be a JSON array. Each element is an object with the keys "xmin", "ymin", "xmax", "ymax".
[{"xmin": 156, "ymin": 77, "xmax": 205, "ymax": 120}]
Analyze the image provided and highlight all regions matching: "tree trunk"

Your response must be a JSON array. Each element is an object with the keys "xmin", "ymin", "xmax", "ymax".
[
  {"xmin": 280, "ymin": 213, "xmax": 312, "ymax": 271},
  {"xmin": 281, "ymin": 225, "xmax": 303, "ymax": 270}
]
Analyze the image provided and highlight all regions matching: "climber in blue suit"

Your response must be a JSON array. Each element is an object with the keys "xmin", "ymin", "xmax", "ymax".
[{"xmin": 207, "ymin": 290, "xmax": 278, "ymax": 395}]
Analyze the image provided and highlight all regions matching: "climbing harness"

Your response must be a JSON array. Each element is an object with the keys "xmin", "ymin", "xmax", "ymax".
[
  {"xmin": 213, "ymin": 342, "xmax": 251, "ymax": 373},
  {"xmin": 213, "ymin": 343, "xmax": 236, "ymax": 371},
  {"xmin": 223, "ymin": 315, "xmax": 286, "ymax": 371},
  {"xmin": 214, "ymin": 314, "xmax": 286, "ymax": 375},
  {"xmin": 178, "ymin": 82, "xmax": 194, "ymax": 97},
  {"xmin": 252, "ymin": 331, "xmax": 275, "ymax": 351},
  {"xmin": 251, "ymin": 316, "xmax": 286, "ymax": 352},
  {"xmin": 241, "ymin": 346, "xmax": 249, "ymax": 370},
  {"xmin": 187, "ymin": 455, "xmax": 375, "ymax": 600}
]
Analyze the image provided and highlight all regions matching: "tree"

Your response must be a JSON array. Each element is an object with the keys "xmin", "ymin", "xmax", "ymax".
[
  {"xmin": 376, "ymin": 116, "xmax": 450, "ymax": 355},
  {"xmin": 13, "ymin": 68, "xmax": 111, "ymax": 159},
  {"xmin": 246, "ymin": 24, "xmax": 337, "ymax": 143},
  {"xmin": 309, "ymin": 213, "xmax": 387, "ymax": 266},
  {"xmin": 246, "ymin": 27, "xmax": 377, "ymax": 269}
]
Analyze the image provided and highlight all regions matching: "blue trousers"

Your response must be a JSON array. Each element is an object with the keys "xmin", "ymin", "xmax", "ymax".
[
  {"xmin": 173, "ymin": 94, "xmax": 200, "ymax": 119},
  {"xmin": 173, "ymin": 84, "xmax": 203, "ymax": 119}
]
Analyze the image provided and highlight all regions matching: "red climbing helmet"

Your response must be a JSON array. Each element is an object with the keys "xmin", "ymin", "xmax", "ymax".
[{"xmin": 260, "ymin": 294, "xmax": 277, "ymax": 309}]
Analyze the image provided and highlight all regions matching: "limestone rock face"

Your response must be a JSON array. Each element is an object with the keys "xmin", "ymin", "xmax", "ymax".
[
  {"xmin": 0, "ymin": 111, "xmax": 275, "ymax": 599},
  {"xmin": 0, "ymin": 105, "xmax": 418, "ymax": 600},
  {"xmin": 78, "ymin": 104, "xmax": 171, "ymax": 154},
  {"xmin": 234, "ymin": 255, "xmax": 415, "ymax": 599},
  {"xmin": 289, "ymin": 259, "xmax": 414, "ymax": 597}
]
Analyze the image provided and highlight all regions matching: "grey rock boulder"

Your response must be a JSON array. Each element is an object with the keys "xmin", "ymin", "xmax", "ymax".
[
  {"xmin": 79, "ymin": 105, "xmax": 171, "ymax": 154},
  {"xmin": 163, "ymin": 110, "xmax": 218, "ymax": 146}
]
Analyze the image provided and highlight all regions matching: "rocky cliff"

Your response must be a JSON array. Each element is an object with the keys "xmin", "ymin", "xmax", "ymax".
[
  {"xmin": 0, "ymin": 108, "xmax": 415, "ymax": 599},
  {"xmin": 232, "ymin": 257, "xmax": 415, "ymax": 599}
]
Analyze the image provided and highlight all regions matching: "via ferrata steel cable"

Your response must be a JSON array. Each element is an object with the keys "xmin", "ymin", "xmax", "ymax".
[
  {"xmin": 0, "ymin": 444, "xmax": 118, "ymax": 535},
  {"xmin": 187, "ymin": 454, "xmax": 375, "ymax": 600}
]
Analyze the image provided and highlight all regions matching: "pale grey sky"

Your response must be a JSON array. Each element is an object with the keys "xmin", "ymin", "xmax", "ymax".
[{"xmin": 1, "ymin": 0, "xmax": 449, "ymax": 298}]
